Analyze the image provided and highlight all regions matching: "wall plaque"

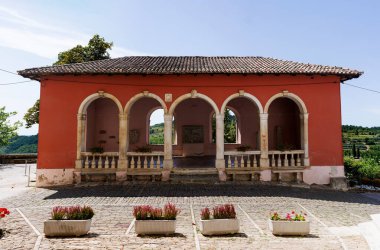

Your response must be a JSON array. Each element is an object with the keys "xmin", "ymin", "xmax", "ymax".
[{"xmin": 182, "ymin": 125, "xmax": 204, "ymax": 143}]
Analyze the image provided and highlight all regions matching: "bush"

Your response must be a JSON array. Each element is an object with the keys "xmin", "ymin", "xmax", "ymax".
[
  {"xmin": 51, "ymin": 206, "xmax": 94, "ymax": 220},
  {"xmin": 344, "ymin": 157, "xmax": 380, "ymax": 181},
  {"xmin": 270, "ymin": 211, "xmax": 307, "ymax": 221},
  {"xmin": 133, "ymin": 203, "xmax": 180, "ymax": 220},
  {"xmin": 201, "ymin": 204, "xmax": 236, "ymax": 220}
]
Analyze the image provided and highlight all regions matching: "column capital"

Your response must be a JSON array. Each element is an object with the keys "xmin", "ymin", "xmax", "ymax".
[
  {"xmin": 164, "ymin": 114, "xmax": 173, "ymax": 121},
  {"xmin": 77, "ymin": 113, "xmax": 86, "ymax": 120},
  {"xmin": 259, "ymin": 113, "xmax": 269, "ymax": 120},
  {"xmin": 215, "ymin": 113, "xmax": 224, "ymax": 120},
  {"xmin": 119, "ymin": 113, "xmax": 127, "ymax": 120}
]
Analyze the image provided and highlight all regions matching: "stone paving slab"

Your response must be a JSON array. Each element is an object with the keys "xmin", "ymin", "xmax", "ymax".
[{"xmin": 0, "ymin": 183, "xmax": 379, "ymax": 249}]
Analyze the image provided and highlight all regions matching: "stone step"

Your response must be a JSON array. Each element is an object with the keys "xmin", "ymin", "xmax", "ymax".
[
  {"xmin": 358, "ymin": 221, "xmax": 380, "ymax": 250},
  {"xmin": 370, "ymin": 214, "xmax": 380, "ymax": 230},
  {"xmin": 171, "ymin": 168, "xmax": 218, "ymax": 175},
  {"xmin": 170, "ymin": 168, "xmax": 219, "ymax": 184}
]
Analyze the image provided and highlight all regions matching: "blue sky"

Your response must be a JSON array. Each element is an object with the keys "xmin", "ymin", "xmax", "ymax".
[{"xmin": 0, "ymin": 0, "xmax": 379, "ymax": 135}]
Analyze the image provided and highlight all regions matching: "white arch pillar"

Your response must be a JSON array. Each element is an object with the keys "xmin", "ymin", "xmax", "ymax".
[
  {"xmin": 118, "ymin": 113, "xmax": 127, "ymax": 169},
  {"xmin": 259, "ymin": 113, "xmax": 269, "ymax": 167},
  {"xmin": 75, "ymin": 113, "xmax": 87, "ymax": 169},
  {"xmin": 163, "ymin": 114, "xmax": 173, "ymax": 167},
  {"xmin": 215, "ymin": 114, "xmax": 225, "ymax": 169},
  {"xmin": 300, "ymin": 113, "xmax": 310, "ymax": 166}
]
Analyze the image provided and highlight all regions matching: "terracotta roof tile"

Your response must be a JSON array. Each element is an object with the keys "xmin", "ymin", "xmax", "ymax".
[{"xmin": 18, "ymin": 56, "xmax": 362, "ymax": 80}]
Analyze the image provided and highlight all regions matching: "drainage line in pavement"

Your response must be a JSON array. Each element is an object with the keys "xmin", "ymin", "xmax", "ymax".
[
  {"xmin": 125, "ymin": 218, "xmax": 135, "ymax": 235},
  {"xmin": 237, "ymin": 204, "xmax": 264, "ymax": 235},
  {"xmin": 296, "ymin": 202, "xmax": 348, "ymax": 250},
  {"xmin": 16, "ymin": 208, "xmax": 42, "ymax": 250},
  {"xmin": 190, "ymin": 204, "xmax": 201, "ymax": 250}
]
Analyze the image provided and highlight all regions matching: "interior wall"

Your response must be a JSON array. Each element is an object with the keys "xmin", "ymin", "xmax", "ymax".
[
  {"xmin": 268, "ymin": 98, "xmax": 301, "ymax": 150},
  {"xmin": 173, "ymin": 98, "xmax": 215, "ymax": 156},
  {"xmin": 225, "ymin": 97, "xmax": 260, "ymax": 150},
  {"xmin": 86, "ymin": 98, "xmax": 119, "ymax": 152}
]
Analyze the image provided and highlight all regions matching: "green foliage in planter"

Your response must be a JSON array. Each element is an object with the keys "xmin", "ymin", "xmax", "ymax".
[
  {"xmin": 133, "ymin": 203, "xmax": 180, "ymax": 220},
  {"xmin": 51, "ymin": 206, "xmax": 94, "ymax": 220},
  {"xmin": 201, "ymin": 204, "xmax": 236, "ymax": 220},
  {"xmin": 236, "ymin": 145, "xmax": 251, "ymax": 152},
  {"xmin": 135, "ymin": 145, "xmax": 152, "ymax": 153},
  {"xmin": 90, "ymin": 147, "xmax": 104, "ymax": 154}
]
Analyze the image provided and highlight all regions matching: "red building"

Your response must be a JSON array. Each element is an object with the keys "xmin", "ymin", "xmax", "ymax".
[{"xmin": 19, "ymin": 56, "xmax": 362, "ymax": 187}]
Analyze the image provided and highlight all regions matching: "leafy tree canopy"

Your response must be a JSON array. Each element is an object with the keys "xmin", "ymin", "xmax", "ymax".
[
  {"xmin": 24, "ymin": 35, "xmax": 113, "ymax": 128},
  {"xmin": 0, "ymin": 106, "xmax": 22, "ymax": 147},
  {"xmin": 54, "ymin": 34, "xmax": 113, "ymax": 65},
  {"xmin": 24, "ymin": 99, "xmax": 39, "ymax": 128}
]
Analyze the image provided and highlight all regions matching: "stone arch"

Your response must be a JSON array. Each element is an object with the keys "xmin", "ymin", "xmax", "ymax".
[
  {"xmin": 124, "ymin": 92, "xmax": 168, "ymax": 115},
  {"xmin": 209, "ymin": 106, "xmax": 241, "ymax": 144},
  {"xmin": 168, "ymin": 91, "xmax": 220, "ymax": 116},
  {"xmin": 76, "ymin": 92, "xmax": 122, "ymax": 163},
  {"xmin": 264, "ymin": 91, "xmax": 307, "ymax": 114},
  {"xmin": 264, "ymin": 91, "xmax": 309, "ymax": 166},
  {"xmin": 78, "ymin": 91, "xmax": 123, "ymax": 115},
  {"xmin": 221, "ymin": 92, "xmax": 264, "ymax": 115}
]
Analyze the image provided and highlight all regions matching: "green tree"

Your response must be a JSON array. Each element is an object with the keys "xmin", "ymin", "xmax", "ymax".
[
  {"xmin": 25, "ymin": 35, "xmax": 113, "ymax": 128},
  {"xmin": 54, "ymin": 34, "xmax": 113, "ymax": 65},
  {"xmin": 0, "ymin": 107, "xmax": 22, "ymax": 147},
  {"xmin": 24, "ymin": 99, "xmax": 39, "ymax": 128}
]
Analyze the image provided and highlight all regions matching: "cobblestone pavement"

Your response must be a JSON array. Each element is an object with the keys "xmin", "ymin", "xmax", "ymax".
[{"xmin": 0, "ymin": 183, "xmax": 379, "ymax": 249}]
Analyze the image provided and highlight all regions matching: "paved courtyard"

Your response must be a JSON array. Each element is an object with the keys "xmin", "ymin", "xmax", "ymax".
[{"xmin": 0, "ymin": 183, "xmax": 379, "ymax": 250}]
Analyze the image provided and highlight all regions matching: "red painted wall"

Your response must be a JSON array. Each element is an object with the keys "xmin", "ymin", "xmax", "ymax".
[{"xmin": 37, "ymin": 74, "xmax": 343, "ymax": 169}]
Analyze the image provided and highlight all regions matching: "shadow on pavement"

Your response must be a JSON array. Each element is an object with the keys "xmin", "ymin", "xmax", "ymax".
[{"xmin": 42, "ymin": 183, "xmax": 380, "ymax": 205}]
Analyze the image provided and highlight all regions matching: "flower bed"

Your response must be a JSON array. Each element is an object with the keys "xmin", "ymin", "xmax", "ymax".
[
  {"xmin": 44, "ymin": 206, "xmax": 94, "ymax": 237},
  {"xmin": 269, "ymin": 211, "xmax": 310, "ymax": 236},
  {"xmin": 0, "ymin": 208, "xmax": 10, "ymax": 238},
  {"xmin": 133, "ymin": 203, "xmax": 180, "ymax": 235},
  {"xmin": 199, "ymin": 204, "xmax": 239, "ymax": 235}
]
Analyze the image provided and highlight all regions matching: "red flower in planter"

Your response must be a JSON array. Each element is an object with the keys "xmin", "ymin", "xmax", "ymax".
[{"xmin": 0, "ymin": 208, "xmax": 10, "ymax": 218}]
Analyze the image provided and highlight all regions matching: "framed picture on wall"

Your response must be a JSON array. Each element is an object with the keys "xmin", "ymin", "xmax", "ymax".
[
  {"xmin": 129, "ymin": 129, "xmax": 139, "ymax": 144},
  {"xmin": 182, "ymin": 125, "xmax": 204, "ymax": 143}
]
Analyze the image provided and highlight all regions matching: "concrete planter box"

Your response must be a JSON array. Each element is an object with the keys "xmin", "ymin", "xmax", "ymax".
[
  {"xmin": 44, "ymin": 219, "xmax": 91, "ymax": 237},
  {"xmin": 135, "ymin": 220, "xmax": 176, "ymax": 235},
  {"xmin": 269, "ymin": 220, "xmax": 310, "ymax": 236},
  {"xmin": 200, "ymin": 218, "xmax": 239, "ymax": 235}
]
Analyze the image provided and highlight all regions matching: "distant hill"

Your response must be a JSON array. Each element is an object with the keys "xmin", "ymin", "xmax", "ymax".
[{"xmin": 0, "ymin": 135, "xmax": 38, "ymax": 154}]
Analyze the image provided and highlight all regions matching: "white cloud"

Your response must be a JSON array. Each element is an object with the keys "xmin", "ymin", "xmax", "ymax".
[{"xmin": 0, "ymin": 5, "xmax": 148, "ymax": 59}]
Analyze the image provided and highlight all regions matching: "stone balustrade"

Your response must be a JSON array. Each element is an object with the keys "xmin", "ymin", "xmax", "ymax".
[
  {"xmin": 268, "ymin": 150, "xmax": 305, "ymax": 168},
  {"xmin": 80, "ymin": 152, "xmax": 119, "ymax": 169},
  {"xmin": 224, "ymin": 151, "xmax": 261, "ymax": 169},
  {"xmin": 126, "ymin": 152, "xmax": 164, "ymax": 169}
]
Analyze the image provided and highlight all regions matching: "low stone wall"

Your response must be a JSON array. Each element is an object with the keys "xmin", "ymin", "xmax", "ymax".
[{"xmin": 0, "ymin": 154, "xmax": 37, "ymax": 164}]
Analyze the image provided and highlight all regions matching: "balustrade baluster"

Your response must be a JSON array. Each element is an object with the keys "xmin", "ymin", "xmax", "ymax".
[
  {"xmin": 137, "ymin": 156, "xmax": 141, "ymax": 168},
  {"xmin": 234, "ymin": 156, "xmax": 238, "ymax": 168},
  {"xmin": 104, "ymin": 156, "xmax": 109, "ymax": 168},
  {"xmin": 143, "ymin": 156, "xmax": 148, "ymax": 168},
  {"xmin": 131, "ymin": 156, "xmax": 135, "ymax": 168},
  {"xmin": 149, "ymin": 156, "xmax": 153, "ymax": 168},
  {"xmin": 253, "ymin": 155, "xmax": 258, "ymax": 167},
  {"xmin": 290, "ymin": 154, "xmax": 295, "ymax": 167},
  {"xmin": 227, "ymin": 155, "xmax": 232, "ymax": 168},
  {"xmin": 247, "ymin": 155, "xmax": 251, "ymax": 168},
  {"xmin": 111, "ymin": 156, "xmax": 116, "ymax": 168},
  {"xmin": 270, "ymin": 154, "xmax": 275, "ymax": 167},
  {"xmin": 84, "ymin": 156, "xmax": 89, "ymax": 168},
  {"xmin": 296, "ymin": 154, "xmax": 301, "ymax": 166},
  {"xmin": 284, "ymin": 153, "xmax": 288, "ymax": 167}
]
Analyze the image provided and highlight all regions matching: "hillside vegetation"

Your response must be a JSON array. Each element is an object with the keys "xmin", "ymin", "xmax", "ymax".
[{"xmin": 0, "ymin": 135, "xmax": 38, "ymax": 154}]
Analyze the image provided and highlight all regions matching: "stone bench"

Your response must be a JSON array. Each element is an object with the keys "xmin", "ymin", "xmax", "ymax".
[
  {"xmin": 226, "ymin": 168, "xmax": 261, "ymax": 181},
  {"xmin": 271, "ymin": 168, "xmax": 305, "ymax": 183}
]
